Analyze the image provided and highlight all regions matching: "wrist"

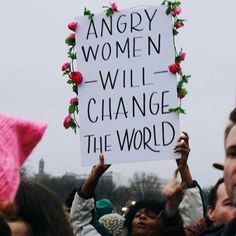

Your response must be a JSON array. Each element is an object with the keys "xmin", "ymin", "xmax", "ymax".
[{"xmin": 165, "ymin": 202, "xmax": 177, "ymax": 217}]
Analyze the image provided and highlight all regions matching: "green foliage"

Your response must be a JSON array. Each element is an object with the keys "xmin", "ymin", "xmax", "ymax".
[
  {"xmin": 84, "ymin": 7, "xmax": 94, "ymax": 20},
  {"xmin": 169, "ymin": 106, "xmax": 186, "ymax": 114}
]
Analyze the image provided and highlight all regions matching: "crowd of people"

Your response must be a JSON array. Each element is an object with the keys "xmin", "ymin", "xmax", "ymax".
[{"xmin": 0, "ymin": 107, "xmax": 236, "ymax": 235}]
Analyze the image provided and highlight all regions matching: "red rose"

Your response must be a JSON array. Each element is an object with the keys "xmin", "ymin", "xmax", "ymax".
[
  {"xmin": 63, "ymin": 114, "xmax": 72, "ymax": 129},
  {"xmin": 172, "ymin": 7, "xmax": 181, "ymax": 17},
  {"xmin": 168, "ymin": 63, "xmax": 181, "ymax": 74},
  {"xmin": 110, "ymin": 3, "xmax": 118, "ymax": 12},
  {"xmin": 69, "ymin": 71, "xmax": 83, "ymax": 84},
  {"xmin": 68, "ymin": 22, "xmax": 78, "ymax": 32},
  {"xmin": 70, "ymin": 97, "xmax": 79, "ymax": 105},
  {"xmin": 61, "ymin": 62, "xmax": 70, "ymax": 71}
]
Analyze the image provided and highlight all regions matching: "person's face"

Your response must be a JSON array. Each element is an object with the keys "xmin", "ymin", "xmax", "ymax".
[
  {"xmin": 8, "ymin": 220, "xmax": 32, "ymax": 236},
  {"xmin": 224, "ymin": 125, "xmax": 236, "ymax": 206},
  {"xmin": 131, "ymin": 208, "xmax": 160, "ymax": 236},
  {"xmin": 208, "ymin": 182, "xmax": 236, "ymax": 225}
]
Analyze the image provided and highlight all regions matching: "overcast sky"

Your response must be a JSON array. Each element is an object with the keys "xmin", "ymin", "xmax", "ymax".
[{"xmin": 0, "ymin": 0, "xmax": 235, "ymax": 187}]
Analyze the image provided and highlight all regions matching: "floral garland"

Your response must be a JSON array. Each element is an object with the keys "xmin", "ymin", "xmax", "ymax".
[
  {"xmin": 162, "ymin": 0, "xmax": 190, "ymax": 115},
  {"xmin": 61, "ymin": 1, "xmax": 189, "ymax": 133}
]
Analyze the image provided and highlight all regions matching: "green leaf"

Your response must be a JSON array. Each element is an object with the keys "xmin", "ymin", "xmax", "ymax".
[
  {"xmin": 63, "ymin": 71, "xmax": 70, "ymax": 76},
  {"xmin": 72, "ymin": 84, "xmax": 78, "ymax": 95},
  {"xmin": 67, "ymin": 80, "xmax": 72, "ymax": 84},
  {"xmin": 69, "ymin": 119, "xmax": 77, "ymax": 134},
  {"xmin": 166, "ymin": 8, "xmax": 171, "ymax": 15},
  {"xmin": 75, "ymin": 106, "xmax": 79, "ymax": 113},
  {"xmin": 84, "ymin": 8, "xmax": 94, "ymax": 20},
  {"xmin": 69, "ymin": 105, "xmax": 76, "ymax": 114},
  {"xmin": 88, "ymin": 14, "xmax": 94, "ymax": 20},
  {"xmin": 105, "ymin": 8, "xmax": 113, "ymax": 16},
  {"xmin": 173, "ymin": 29, "xmax": 179, "ymax": 36},
  {"xmin": 68, "ymin": 51, "xmax": 76, "ymax": 60},
  {"xmin": 169, "ymin": 107, "xmax": 186, "ymax": 115},
  {"xmin": 65, "ymin": 38, "xmax": 75, "ymax": 46}
]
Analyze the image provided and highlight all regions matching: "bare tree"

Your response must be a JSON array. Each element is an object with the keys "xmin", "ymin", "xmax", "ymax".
[{"xmin": 129, "ymin": 172, "xmax": 163, "ymax": 200}]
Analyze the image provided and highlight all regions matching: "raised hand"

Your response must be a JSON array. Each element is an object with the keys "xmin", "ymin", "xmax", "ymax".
[
  {"xmin": 174, "ymin": 131, "xmax": 190, "ymax": 167},
  {"xmin": 162, "ymin": 169, "xmax": 185, "ymax": 217},
  {"xmin": 81, "ymin": 154, "xmax": 111, "ymax": 196}
]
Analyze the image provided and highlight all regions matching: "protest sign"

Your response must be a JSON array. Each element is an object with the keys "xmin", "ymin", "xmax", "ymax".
[{"xmin": 75, "ymin": 5, "xmax": 180, "ymax": 166}]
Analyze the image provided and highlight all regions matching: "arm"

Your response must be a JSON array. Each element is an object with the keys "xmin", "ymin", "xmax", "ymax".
[
  {"xmin": 70, "ymin": 154, "xmax": 112, "ymax": 236},
  {"xmin": 162, "ymin": 169, "xmax": 185, "ymax": 217},
  {"xmin": 174, "ymin": 132, "xmax": 206, "ymax": 225},
  {"xmin": 160, "ymin": 169, "xmax": 186, "ymax": 235}
]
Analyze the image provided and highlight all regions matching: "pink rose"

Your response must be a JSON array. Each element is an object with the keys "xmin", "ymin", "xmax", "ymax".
[
  {"xmin": 110, "ymin": 2, "xmax": 118, "ymax": 12},
  {"xmin": 63, "ymin": 114, "xmax": 72, "ymax": 129},
  {"xmin": 70, "ymin": 97, "xmax": 79, "ymax": 105},
  {"xmin": 175, "ymin": 21, "xmax": 184, "ymax": 29},
  {"xmin": 172, "ymin": 7, "xmax": 181, "ymax": 17},
  {"xmin": 179, "ymin": 52, "xmax": 186, "ymax": 61},
  {"xmin": 61, "ymin": 62, "xmax": 70, "ymax": 71},
  {"xmin": 68, "ymin": 22, "xmax": 78, "ymax": 32},
  {"xmin": 67, "ymin": 33, "xmax": 75, "ymax": 41},
  {"xmin": 168, "ymin": 63, "xmax": 181, "ymax": 74},
  {"xmin": 69, "ymin": 71, "xmax": 83, "ymax": 84}
]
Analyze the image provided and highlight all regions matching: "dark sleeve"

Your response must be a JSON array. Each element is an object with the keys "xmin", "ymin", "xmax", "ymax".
[
  {"xmin": 220, "ymin": 217, "xmax": 236, "ymax": 236},
  {"xmin": 160, "ymin": 210, "xmax": 186, "ymax": 236}
]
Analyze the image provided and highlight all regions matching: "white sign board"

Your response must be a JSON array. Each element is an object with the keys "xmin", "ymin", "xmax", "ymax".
[{"xmin": 75, "ymin": 5, "xmax": 180, "ymax": 166}]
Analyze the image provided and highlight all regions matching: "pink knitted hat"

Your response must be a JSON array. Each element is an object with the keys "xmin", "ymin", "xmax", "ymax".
[{"xmin": 0, "ymin": 113, "xmax": 47, "ymax": 202}]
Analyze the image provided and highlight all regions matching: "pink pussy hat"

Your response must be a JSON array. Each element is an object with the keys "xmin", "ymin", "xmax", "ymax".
[{"xmin": 0, "ymin": 113, "xmax": 47, "ymax": 202}]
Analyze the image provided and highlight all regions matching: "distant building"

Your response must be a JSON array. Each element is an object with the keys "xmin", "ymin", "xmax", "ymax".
[{"xmin": 35, "ymin": 158, "xmax": 46, "ymax": 180}]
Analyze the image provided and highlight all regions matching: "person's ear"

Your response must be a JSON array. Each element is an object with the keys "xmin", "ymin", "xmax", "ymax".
[{"xmin": 207, "ymin": 207, "xmax": 215, "ymax": 222}]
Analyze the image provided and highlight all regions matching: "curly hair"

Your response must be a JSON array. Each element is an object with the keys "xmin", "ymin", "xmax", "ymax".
[{"xmin": 124, "ymin": 200, "xmax": 165, "ymax": 235}]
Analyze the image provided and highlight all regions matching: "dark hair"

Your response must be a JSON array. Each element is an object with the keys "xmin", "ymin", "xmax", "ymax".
[
  {"xmin": 124, "ymin": 200, "xmax": 165, "ymax": 235},
  {"xmin": 207, "ymin": 178, "xmax": 224, "ymax": 209},
  {"xmin": 224, "ymin": 108, "xmax": 236, "ymax": 145},
  {"xmin": 0, "ymin": 218, "xmax": 11, "ymax": 236},
  {"xmin": 15, "ymin": 180, "xmax": 74, "ymax": 236}
]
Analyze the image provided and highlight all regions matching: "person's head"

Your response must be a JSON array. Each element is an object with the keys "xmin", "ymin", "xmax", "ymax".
[
  {"xmin": 124, "ymin": 200, "xmax": 165, "ymax": 236},
  {"xmin": 0, "ymin": 113, "xmax": 47, "ymax": 205},
  {"xmin": 224, "ymin": 108, "xmax": 236, "ymax": 206},
  {"xmin": 14, "ymin": 179, "xmax": 74, "ymax": 236},
  {"xmin": 207, "ymin": 178, "xmax": 236, "ymax": 226},
  {"xmin": 96, "ymin": 198, "xmax": 113, "ymax": 220}
]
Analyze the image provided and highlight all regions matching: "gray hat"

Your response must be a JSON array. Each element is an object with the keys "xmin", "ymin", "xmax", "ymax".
[{"xmin": 99, "ymin": 213, "xmax": 127, "ymax": 236}]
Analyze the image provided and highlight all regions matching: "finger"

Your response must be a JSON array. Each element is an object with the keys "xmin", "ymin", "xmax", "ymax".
[
  {"xmin": 99, "ymin": 153, "xmax": 104, "ymax": 165},
  {"xmin": 174, "ymin": 147, "xmax": 190, "ymax": 153},
  {"xmin": 182, "ymin": 131, "xmax": 189, "ymax": 137},
  {"xmin": 177, "ymin": 136, "xmax": 189, "ymax": 143},
  {"xmin": 174, "ymin": 142, "xmax": 189, "ymax": 149}
]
